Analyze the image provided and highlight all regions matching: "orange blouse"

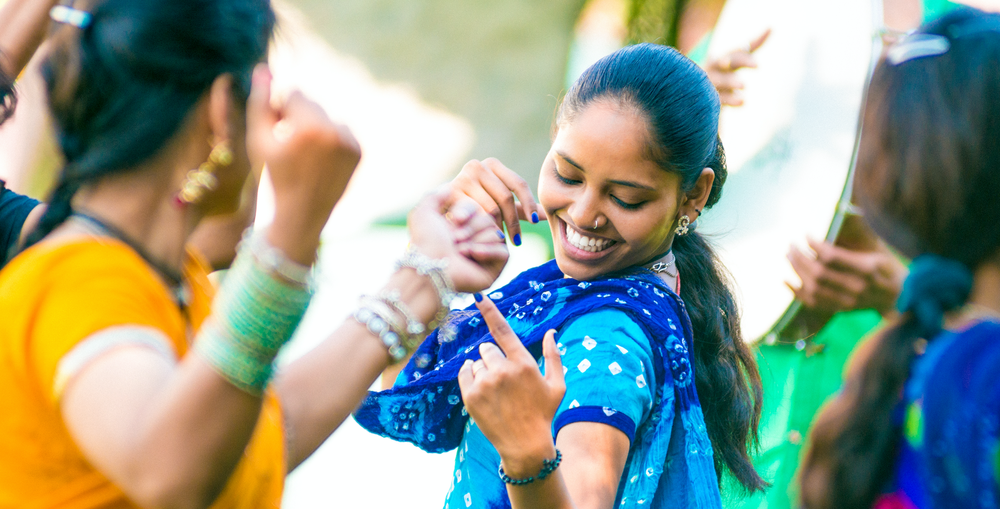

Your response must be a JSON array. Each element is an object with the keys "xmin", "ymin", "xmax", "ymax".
[{"xmin": 0, "ymin": 238, "xmax": 286, "ymax": 508}]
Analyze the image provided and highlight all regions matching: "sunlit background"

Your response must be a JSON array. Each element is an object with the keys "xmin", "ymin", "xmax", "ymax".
[{"xmin": 1, "ymin": 0, "xmax": 998, "ymax": 506}]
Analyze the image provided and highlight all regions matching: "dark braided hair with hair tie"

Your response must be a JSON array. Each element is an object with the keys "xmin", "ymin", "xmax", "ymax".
[{"xmin": 800, "ymin": 8, "xmax": 1000, "ymax": 509}]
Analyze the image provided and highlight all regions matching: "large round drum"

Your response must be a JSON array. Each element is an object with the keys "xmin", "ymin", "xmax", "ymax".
[{"xmin": 700, "ymin": 0, "xmax": 881, "ymax": 341}]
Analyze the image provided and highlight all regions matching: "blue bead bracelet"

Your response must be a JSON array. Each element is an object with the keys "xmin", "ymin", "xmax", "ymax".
[{"xmin": 498, "ymin": 449, "xmax": 562, "ymax": 485}]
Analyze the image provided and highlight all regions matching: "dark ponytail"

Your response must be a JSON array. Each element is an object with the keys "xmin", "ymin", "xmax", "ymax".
[
  {"xmin": 559, "ymin": 43, "xmax": 766, "ymax": 493},
  {"xmin": 24, "ymin": 0, "xmax": 275, "ymax": 248},
  {"xmin": 802, "ymin": 257, "xmax": 973, "ymax": 509},
  {"xmin": 800, "ymin": 9, "xmax": 1000, "ymax": 509},
  {"xmin": 674, "ymin": 231, "xmax": 765, "ymax": 491},
  {"xmin": 675, "ymin": 137, "xmax": 765, "ymax": 493}
]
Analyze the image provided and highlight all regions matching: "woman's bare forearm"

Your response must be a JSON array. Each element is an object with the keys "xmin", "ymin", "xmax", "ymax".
[
  {"xmin": 62, "ymin": 349, "xmax": 264, "ymax": 509},
  {"xmin": 275, "ymin": 268, "xmax": 441, "ymax": 470},
  {"xmin": 0, "ymin": 0, "xmax": 60, "ymax": 76}
]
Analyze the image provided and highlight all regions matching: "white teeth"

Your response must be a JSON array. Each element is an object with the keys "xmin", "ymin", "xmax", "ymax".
[{"xmin": 565, "ymin": 223, "xmax": 612, "ymax": 253}]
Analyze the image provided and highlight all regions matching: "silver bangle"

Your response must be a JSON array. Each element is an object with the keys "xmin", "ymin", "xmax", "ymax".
[
  {"xmin": 395, "ymin": 246, "xmax": 456, "ymax": 308},
  {"xmin": 375, "ymin": 290, "xmax": 426, "ymax": 336},
  {"xmin": 353, "ymin": 306, "xmax": 408, "ymax": 362},
  {"xmin": 241, "ymin": 228, "xmax": 314, "ymax": 288}
]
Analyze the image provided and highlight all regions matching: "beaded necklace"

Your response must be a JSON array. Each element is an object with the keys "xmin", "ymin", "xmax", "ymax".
[{"xmin": 72, "ymin": 211, "xmax": 190, "ymax": 309}]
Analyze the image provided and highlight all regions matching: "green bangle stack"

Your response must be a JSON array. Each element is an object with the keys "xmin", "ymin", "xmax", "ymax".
[{"xmin": 194, "ymin": 230, "xmax": 314, "ymax": 395}]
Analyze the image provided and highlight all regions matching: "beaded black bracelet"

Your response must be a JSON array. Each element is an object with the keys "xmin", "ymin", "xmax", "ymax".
[{"xmin": 498, "ymin": 449, "xmax": 563, "ymax": 486}]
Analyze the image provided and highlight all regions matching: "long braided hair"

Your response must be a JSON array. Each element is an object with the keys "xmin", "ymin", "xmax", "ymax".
[{"xmin": 800, "ymin": 9, "xmax": 1000, "ymax": 508}]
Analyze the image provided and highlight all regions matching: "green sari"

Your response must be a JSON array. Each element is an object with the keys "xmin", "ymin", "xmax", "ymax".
[{"xmin": 724, "ymin": 311, "xmax": 884, "ymax": 508}]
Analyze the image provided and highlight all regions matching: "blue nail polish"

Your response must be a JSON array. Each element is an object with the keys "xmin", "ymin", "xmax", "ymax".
[
  {"xmin": 496, "ymin": 230, "xmax": 505, "ymax": 241},
  {"xmin": 531, "ymin": 211, "xmax": 539, "ymax": 224},
  {"xmin": 513, "ymin": 233, "xmax": 522, "ymax": 246},
  {"xmin": 474, "ymin": 292, "xmax": 484, "ymax": 302}
]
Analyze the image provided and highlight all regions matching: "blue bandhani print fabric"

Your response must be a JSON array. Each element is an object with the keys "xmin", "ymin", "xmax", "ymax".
[
  {"xmin": 442, "ymin": 308, "xmax": 656, "ymax": 509},
  {"xmin": 354, "ymin": 260, "xmax": 722, "ymax": 508}
]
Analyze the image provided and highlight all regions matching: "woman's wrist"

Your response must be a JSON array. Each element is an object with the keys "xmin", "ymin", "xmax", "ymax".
[
  {"xmin": 384, "ymin": 268, "xmax": 441, "ymax": 330},
  {"xmin": 267, "ymin": 209, "xmax": 323, "ymax": 266},
  {"xmin": 352, "ymin": 244, "xmax": 457, "ymax": 363},
  {"xmin": 195, "ymin": 233, "xmax": 315, "ymax": 394},
  {"xmin": 498, "ymin": 439, "xmax": 558, "ymax": 479}
]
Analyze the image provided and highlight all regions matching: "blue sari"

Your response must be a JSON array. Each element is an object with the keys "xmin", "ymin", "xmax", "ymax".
[
  {"xmin": 355, "ymin": 260, "xmax": 722, "ymax": 507},
  {"xmin": 879, "ymin": 320, "xmax": 1000, "ymax": 508}
]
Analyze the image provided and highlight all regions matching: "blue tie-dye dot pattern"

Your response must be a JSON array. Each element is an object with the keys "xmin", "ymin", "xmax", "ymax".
[{"xmin": 354, "ymin": 260, "xmax": 722, "ymax": 508}]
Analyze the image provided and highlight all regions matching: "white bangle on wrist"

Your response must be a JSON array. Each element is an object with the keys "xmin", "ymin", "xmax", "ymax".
[{"xmin": 241, "ymin": 228, "xmax": 314, "ymax": 288}]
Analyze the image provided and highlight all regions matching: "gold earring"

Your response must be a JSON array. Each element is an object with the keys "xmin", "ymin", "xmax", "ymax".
[
  {"xmin": 674, "ymin": 215, "xmax": 691, "ymax": 236},
  {"xmin": 176, "ymin": 141, "xmax": 232, "ymax": 205}
]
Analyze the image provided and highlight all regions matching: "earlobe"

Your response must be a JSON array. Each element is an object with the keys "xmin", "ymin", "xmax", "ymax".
[
  {"xmin": 684, "ymin": 168, "xmax": 715, "ymax": 219},
  {"xmin": 207, "ymin": 74, "xmax": 235, "ymax": 145}
]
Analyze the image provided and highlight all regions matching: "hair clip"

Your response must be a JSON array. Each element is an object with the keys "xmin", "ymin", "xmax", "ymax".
[
  {"xmin": 50, "ymin": 5, "xmax": 93, "ymax": 29},
  {"xmin": 887, "ymin": 16, "xmax": 1000, "ymax": 66},
  {"xmin": 887, "ymin": 34, "xmax": 950, "ymax": 65}
]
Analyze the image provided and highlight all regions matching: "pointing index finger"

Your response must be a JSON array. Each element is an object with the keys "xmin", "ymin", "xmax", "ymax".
[
  {"xmin": 749, "ymin": 28, "xmax": 772, "ymax": 53},
  {"xmin": 474, "ymin": 293, "xmax": 532, "ymax": 362}
]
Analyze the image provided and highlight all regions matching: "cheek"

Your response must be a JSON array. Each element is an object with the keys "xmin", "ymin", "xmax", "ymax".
[
  {"xmin": 536, "ymin": 173, "xmax": 563, "ymax": 216},
  {"xmin": 616, "ymin": 205, "xmax": 676, "ymax": 247}
]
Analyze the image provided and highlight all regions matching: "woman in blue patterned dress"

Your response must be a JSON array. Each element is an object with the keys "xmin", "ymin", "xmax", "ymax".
[
  {"xmin": 798, "ymin": 8, "xmax": 1000, "ymax": 509},
  {"xmin": 356, "ymin": 43, "xmax": 766, "ymax": 508}
]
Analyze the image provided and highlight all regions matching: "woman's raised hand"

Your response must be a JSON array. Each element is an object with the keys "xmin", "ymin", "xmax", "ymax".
[
  {"xmin": 450, "ymin": 158, "xmax": 547, "ymax": 247},
  {"xmin": 246, "ymin": 64, "xmax": 362, "ymax": 264},
  {"xmin": 787, "ymin": 237, "xmax": 906, "ymax": 317},
  {"xmin": 458, "ymin": 294, "xmax": 565, "ymax": 477},
  {"xmin": 704, "ymin": 29, "xmax": 770, "ymax": 107},
  {"xmin": 408, "ymin": 189, "xmax": 509, "ymax": 293}
]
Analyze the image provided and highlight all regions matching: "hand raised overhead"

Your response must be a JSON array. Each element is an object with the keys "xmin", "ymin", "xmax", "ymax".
[
  {"xmin": 704, "ymin": 29, "xmax": 771, "ymax": 107},
  {"xmin": 246, "ymin": 64, "xmax": 361, "ymax": 264}
]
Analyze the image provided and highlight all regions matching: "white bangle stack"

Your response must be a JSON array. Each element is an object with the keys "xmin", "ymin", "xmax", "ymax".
[
  {"xmin": 353, "ymin": 247, "xmax": 456, "ymax": 363},
  {"xmin": 395, "ymin": 246, "xmax": 455, "ymax": 309}
]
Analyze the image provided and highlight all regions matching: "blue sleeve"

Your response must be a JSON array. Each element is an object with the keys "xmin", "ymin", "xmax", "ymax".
[
  {"xmin": 547, "ymin": 308, "xmax": 656, "ymax": 444},
  {"xmin": 0, "ymin": 184, "xmax": 40, "ymax": 263}
]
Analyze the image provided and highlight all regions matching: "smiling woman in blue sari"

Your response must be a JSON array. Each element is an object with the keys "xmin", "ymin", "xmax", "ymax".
[{"xmin": 356, "ymin": 43, "xmax": 766, "ymax": 508}]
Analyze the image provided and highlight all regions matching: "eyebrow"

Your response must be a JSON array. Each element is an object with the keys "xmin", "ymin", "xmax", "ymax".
[{"xmin": 556, "ymin": 151, "xmax": 657, "ymax": 191}]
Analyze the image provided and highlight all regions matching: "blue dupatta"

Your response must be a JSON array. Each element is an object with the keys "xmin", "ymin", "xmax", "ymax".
[
  {"xmin": 890, "ymin": 320, "xmax": 1000, "ymax": 508},
  {"xmin": 355, "ymin": 260, "xmax": 722, "ymax": 507}
]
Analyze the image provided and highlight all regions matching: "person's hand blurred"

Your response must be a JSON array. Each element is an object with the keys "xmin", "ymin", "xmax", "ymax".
[
  {"xmin": 786, "ymin": 237, "xmax": 907, "ymax": 317},
  {"xmin": 246, "ymin": 64, "xmax": 361, "ymax": 263},
  {"xmin": 408, "ymin": 189, "xmax": 509, "ymax": 294},
  {"xmin": 458, "ymin": 294, "xmax": 565, "ymax": 475},
  {"xmin": 704, "ymin": 29, "xmax": 771, "ymax": 107},
  {"xmin": 450, "ymin": 158, "xmax": 547, "ymax": 247}
]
